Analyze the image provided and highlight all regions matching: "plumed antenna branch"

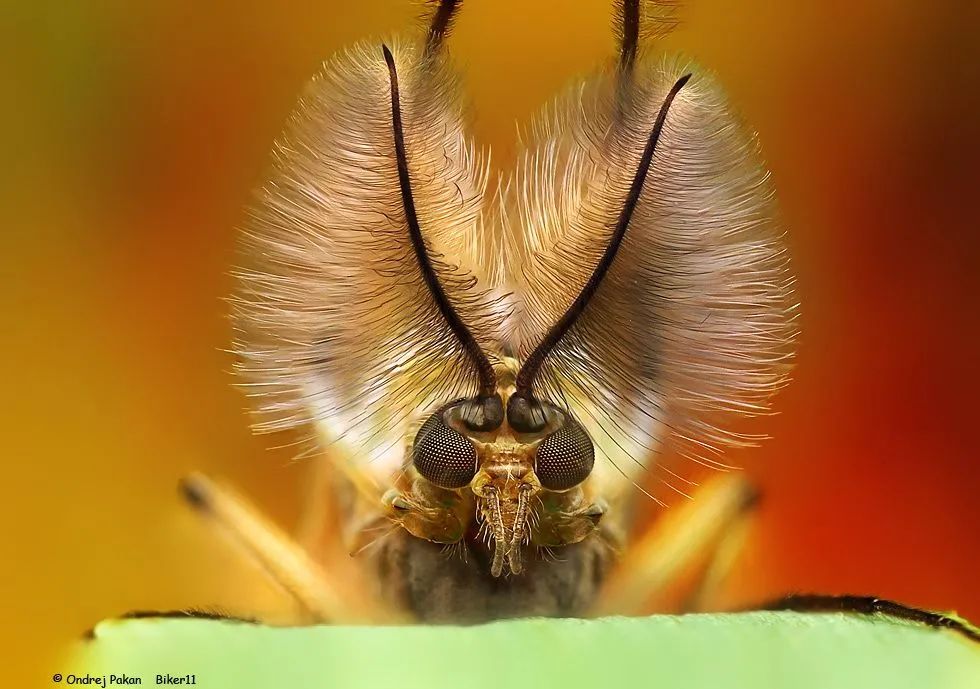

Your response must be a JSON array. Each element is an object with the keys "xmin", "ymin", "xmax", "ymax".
[
  {"xmin": 426, "ymin": 0, "xmax": 462, "ymax": 55},
  {"xmin": 513, "ymin": 73, "xmax": 692, "ymax": 404},
  {"xmin": 382, "ymin": 45, "xmax": 498, "ymax": 397},
  {"xmin": 619, "ymin": 0, "xmax": 641, "ymax": 70},
  {"xmin": 615, "ymin": 0, "xmax": 680, "ymax": 70}
]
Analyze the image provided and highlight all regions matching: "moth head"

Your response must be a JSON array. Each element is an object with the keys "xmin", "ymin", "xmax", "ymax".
[
  {"xmin": 403, "ymin": 32, "xmax": 693, "ymax": 574},
  {"xmin": 411, "ymin": 387, "xmax": 596, "ymax": 576},
  {"xmin": 235, "ymin": 0, "xmax": 797, "ymax": 583},
  {"xmin": 412, "ymin": 394, "xmax": 595, "ymax": 493}
]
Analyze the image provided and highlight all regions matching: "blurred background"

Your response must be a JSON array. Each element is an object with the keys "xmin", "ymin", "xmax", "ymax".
[{"xmin": 4, "ymin": 0, "xmax": 979, "ymax": 684}]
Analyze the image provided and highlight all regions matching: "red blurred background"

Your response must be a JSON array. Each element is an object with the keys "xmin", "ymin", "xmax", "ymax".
[{"xmin": 4, "ymin": 1, "xmax": 979, "ymax": 685}]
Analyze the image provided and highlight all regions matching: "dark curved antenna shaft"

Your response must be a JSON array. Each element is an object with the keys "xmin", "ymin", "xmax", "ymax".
[
  {"xmin": 514, "ymin": 73, "xmax": 692, "ymax": 396},
  {"xmin": 381, "ymin": 45, "xmax": 497, "ymax": 396},
  {"xmin": 426, "ymin": 0, "xmax": 462, "ymax": 55}
]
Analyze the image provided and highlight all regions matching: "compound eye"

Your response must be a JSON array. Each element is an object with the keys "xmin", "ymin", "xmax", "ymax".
[
  {"xmin": 535, "ymin": 413, "xmax": 595, "ymax": 491},
  {"xmin": 412, "ymin": 404, "xmax": 478, "ymax": 489}
]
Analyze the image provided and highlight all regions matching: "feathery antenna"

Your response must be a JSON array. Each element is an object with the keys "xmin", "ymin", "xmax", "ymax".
[
  {"xmin": 619, "ymin": 0, "xmax": 641, "ymax": 70},
  {"xmin": 381, "ymin": 45, "xmax": 498, "ymax": 399},
  {"xmin": 426, "ymin": 0, "xmax": 462, "ymax": 55},
  {"xmin": 512, "ymin": 73, "xmax": 692, "ymax": 407}
]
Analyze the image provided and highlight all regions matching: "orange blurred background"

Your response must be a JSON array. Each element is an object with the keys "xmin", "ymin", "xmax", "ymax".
[{"xmin": 5, "ymin": 1, "xmax": 979, "ymax": 685}]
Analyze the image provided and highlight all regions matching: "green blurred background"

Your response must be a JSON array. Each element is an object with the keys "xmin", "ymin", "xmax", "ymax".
[{"xmin": 4, "ymin": 1, "xmax": 979, "ymax": 685}]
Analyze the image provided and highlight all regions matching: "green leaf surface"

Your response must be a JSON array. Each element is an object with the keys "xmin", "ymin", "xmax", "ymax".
[{"xmin": 67, "ymin": 612, "xmax": 980, "ymax": 689}]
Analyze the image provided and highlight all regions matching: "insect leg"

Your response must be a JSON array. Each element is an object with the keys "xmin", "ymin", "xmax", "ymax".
[
  {"xmin": 755, "ymin": 595, "xmax": 980, "ymax": 643},
  {"xmin": 179, "ymin": 472, "xmax": 396, "ymax": 623},
  {"xmin": 679, "ymin": 497, "xmax": 757, "ymax": 613},
  {"xmin": 591, "ymin": 472, "xmax": 758, "ymax": 616}
]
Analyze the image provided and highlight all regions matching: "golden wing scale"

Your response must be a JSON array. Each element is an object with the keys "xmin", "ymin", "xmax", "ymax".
[{"xmin": 189, "ymin": 0, "xmax": 797, "ymax": 624}]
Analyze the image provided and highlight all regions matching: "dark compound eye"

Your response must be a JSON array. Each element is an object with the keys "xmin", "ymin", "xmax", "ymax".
[
  {"xmin": 412, "ymin": 403, "xmax": 479, "ymax": 489},
  {"xmin": 535, "ymin": 413, "xmax": 595, "ymax": 491}
]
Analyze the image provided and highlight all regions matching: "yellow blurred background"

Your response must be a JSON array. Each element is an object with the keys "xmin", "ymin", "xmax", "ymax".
[{"xmin": 4, "ymin": 1, "xmax": 980, "ymax": 685}]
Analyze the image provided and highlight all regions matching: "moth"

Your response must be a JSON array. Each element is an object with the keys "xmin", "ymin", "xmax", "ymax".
[{"xmin": 184, "ymin": 0, "xmax": 799, "ymax": 624}]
